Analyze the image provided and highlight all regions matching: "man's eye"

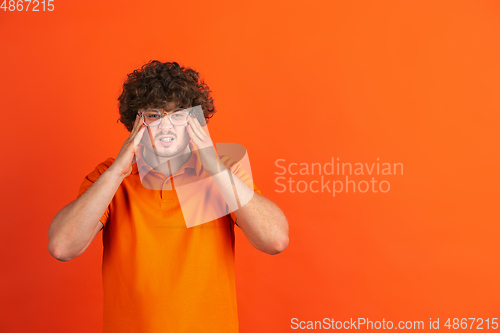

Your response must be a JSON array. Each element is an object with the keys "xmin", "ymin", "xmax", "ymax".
[{"xmin": 147, "ymin": 114, "xmax": 160, "ymax": 119}]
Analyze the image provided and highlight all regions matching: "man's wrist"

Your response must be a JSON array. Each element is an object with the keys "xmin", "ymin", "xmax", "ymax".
[{"xmin": 103, "ymin": 167, "xmax": 128, "ymax": 183}]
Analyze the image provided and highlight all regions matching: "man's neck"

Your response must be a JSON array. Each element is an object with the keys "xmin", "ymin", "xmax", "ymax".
[{"xmin": 142, "ymin": 144, "xmax": 192, "ymax": 176}]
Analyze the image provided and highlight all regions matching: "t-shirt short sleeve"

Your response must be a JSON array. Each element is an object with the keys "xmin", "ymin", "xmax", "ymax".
[
  {"xmin": 219, "ymin": 155, "xmax": 262, "ymax": 227},
  {"xmin": 76, "ymin": 158, "xmax": 115, "ymax": 227}
]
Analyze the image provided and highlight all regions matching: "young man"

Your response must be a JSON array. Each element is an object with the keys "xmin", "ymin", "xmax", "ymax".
[{"xmin": 48, "ymin": 60, "xmax": 289, "ymax": 332}]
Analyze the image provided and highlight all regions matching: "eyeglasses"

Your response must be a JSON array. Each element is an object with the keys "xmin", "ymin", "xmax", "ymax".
[{"xmin": 139, "ymin": 106, "xmax": 200, "ymax": 127}]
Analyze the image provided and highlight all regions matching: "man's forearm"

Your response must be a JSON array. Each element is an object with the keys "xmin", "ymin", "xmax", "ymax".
[
  {"xmin": 48, "ymin": 168, "xmax": 124, "ymax": 261},
  {"xmin": 209, "ymin": 166, "xmax": 289, "ymax": 255}
]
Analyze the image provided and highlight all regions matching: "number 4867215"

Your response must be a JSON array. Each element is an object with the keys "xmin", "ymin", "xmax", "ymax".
[
  {"xmin": 444, "ymin": 318, "xmax": 498, "ymax": 330},
  {"xmin": 1, "ymin": 0, "xmax": 55, "ymax": 11}
]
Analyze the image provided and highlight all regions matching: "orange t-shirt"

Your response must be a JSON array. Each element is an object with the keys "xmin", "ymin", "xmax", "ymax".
[{"xmin": 77, "ymin": 140, "xmax": 261, "ymax": 333}]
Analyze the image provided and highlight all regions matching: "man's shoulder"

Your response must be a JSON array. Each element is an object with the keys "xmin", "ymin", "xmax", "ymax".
[
  {"xmin": 78, "ymin": 157, "xmax": 116, "ymax": 198},
  {"xmin": 84, "ymin": 157, "xmax": 115, "ymax": 179},
  {"xmin": 95, "ymin": 157, "xmax": 115, "ymax": 172},
  {"xmin": 219, "ymin": 155, "xmax": 237, "ymax": 167}
]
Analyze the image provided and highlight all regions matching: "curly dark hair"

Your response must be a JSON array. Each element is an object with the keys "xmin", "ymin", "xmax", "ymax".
[{"xmin": 117, "ymin": 60, "xmax": 217, "ymax": 132}]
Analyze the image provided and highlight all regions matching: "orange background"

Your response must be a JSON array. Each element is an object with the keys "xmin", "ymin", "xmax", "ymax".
[{"xmin": 1, "ymin": 1, "xmax": 499, "ymax": 332}]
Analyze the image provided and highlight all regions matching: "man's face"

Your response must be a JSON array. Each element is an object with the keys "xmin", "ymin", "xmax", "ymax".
[{"xmin": 139, "ymin": 101, "xmax": 191, "ymax": 158}]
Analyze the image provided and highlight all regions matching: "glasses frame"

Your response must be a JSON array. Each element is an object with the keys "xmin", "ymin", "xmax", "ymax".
[{"xmin": 139, "ymin": 107, "xmax": 193, "ymax": 127}]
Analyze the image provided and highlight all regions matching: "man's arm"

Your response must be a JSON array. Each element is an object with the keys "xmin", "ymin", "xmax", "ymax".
[
  {"xmin": 186, "ymin": 115, "xmax": 289, "ymax": 255},
  {"xmin": 48, "ymin": 114, "xmax": 146, "ymax": 261},
  {"xmin": 48, "ymin": 169, "xmax": 124, "ymax": 261},
  {"xmin": 211, "ymin": 167, "xmax": 289, "ymax": 255}
]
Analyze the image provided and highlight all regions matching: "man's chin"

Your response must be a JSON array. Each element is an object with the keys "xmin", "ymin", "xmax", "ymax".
[
  {"xmin": 148, "ymin": 144, "xmax": 190, "ymax": 159},
  {"xmin": 154, "ymin": 148, "xmax": 180, "ymax": 158}
]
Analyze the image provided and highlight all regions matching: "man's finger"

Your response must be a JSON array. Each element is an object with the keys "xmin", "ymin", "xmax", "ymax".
[
  {"xmin": 192, "ymin": 116, "xmax": 210, "ymax": 138},
  {"xmin": 129, "ymin": 115, "xmax": 141, "ymax": 136},
  {"xmin": 189, "ymin": 116, "xmax": 207, "ymax": 140},
  {"xmin": 133, "ymin": 125, "xmax": 146, "ymax": 147},
  {"xmin": 187, "ymin": 121, "xmax": 202, "ymax": 143},
  {"xmin": 197, "ymin": 118, "xmax": 210, "ymax": 136}
]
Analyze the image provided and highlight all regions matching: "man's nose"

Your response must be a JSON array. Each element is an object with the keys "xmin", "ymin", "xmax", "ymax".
[{"xmin": 159, "ymin": 114, "xmax": 173, "ymax": 130}]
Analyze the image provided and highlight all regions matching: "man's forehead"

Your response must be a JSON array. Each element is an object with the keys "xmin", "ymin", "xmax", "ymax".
[{"xmin": 142, "ymin": 101, "xmax": 182, "ymax": 111}]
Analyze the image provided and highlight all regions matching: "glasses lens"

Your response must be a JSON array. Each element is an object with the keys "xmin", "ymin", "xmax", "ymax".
[
  {"xmin": 143, "ymin": 110, "xmax": 161, "ymax": 127},
  {"xmin": 170, "ymin": 110, "xmax": 188, "ymax": 126}
]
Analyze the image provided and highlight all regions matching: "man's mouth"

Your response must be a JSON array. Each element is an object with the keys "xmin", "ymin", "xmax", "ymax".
[
  {"xmin": 157, "ymin": 135, "xmax": 175, "ymax": 146},
  {"xmin": 158, "ymin": 135, "xmax": 175, "ymax": 143}
]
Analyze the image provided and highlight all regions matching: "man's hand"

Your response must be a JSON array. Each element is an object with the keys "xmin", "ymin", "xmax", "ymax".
[
  {"xmin": 108, "ymin": 114, "xmax": 146, "ymax": 179},
  {"xmin": 187, "ymin": 114, "xmax": 224, "ymax": 176}
]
